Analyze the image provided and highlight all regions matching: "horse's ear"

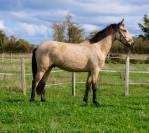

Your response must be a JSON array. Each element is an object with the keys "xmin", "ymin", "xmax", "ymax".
[{"xmin": 118, "ymin": 18, "xmax": 124, "ymax": 26}]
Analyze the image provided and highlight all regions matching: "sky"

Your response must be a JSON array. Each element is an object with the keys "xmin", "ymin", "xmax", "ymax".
[{"xmin": 0, "ymin": 0, "xmax": 149, "ymax": 44}]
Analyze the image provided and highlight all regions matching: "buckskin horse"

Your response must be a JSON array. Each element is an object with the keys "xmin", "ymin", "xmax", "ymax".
[{"xmin": 30, "ymin": 19, "xmax": 134, "ymax": 106}]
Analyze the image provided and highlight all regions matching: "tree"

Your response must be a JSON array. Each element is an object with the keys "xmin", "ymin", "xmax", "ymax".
[
  {"xmin": 138, "ymin": 15, "xmax": 149, "ymax": 39},
  {"xmin": 4, "ymin": 36, "xmax": 33, "ymax": 53},
  {"xmin": 15, "ymin": 39, "xmax": 32, "ymax": 52},
  {"xmin": 64, "ymin": 14, "xmax": 84, "ymax": 43},
  {"xmin": 52, "ymin": 14, "xmax": 84, "ymax": 43},
  {"xmin": 67, "ymin": 23, "xmax": 84, "ymax": 43},
  {"xmin": 5, "ymin": 36, "xmax": 17, "ymax": 52},
  {"xmin": 0, "ymin": 30, "xmax": 33, "ymax": 53},
  {"xmin": 52, "ymin": 23, "xmax": 65, "ymax": 42},
  {"xmin": 0, "ymin": 30, "xmax": 7, "ymax": 52}
]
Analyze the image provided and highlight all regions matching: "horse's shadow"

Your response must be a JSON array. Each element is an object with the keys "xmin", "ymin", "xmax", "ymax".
[
  {"xmin": 80, "ymin": 103, "xmax": 115, "ymax": 108},
  {"xmin": 3, "ymin": 98, "xmax": 24, "ymax": 103}
]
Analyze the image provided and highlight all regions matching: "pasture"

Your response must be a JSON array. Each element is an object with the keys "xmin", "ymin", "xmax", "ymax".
[{"xmin": 0, "ymin": 54, "xmax": 149, "ymax": 132}]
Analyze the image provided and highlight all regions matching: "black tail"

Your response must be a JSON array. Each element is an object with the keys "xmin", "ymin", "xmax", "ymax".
[
  {"xmin": 32, "ymin": 48, "xmax": 37, "ymax": 79},
  {"xmin": 32, "ymin": 48, "xmax": 41, "ymax": 95}
]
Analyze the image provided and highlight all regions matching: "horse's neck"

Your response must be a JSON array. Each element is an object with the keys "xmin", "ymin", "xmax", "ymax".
[{"xmin": 98, "ymin": 35, "xmax": 114, "ymax": 56}]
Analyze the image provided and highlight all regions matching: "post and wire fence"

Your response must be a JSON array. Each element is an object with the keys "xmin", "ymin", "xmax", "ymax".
[
  {"xmin": 71, "ymin": 55, "xmax": 131, "ymax": 96},
  {"xmin": 20, "ymin": 57, "xmax": 26, "ymax": 95},
  {"xmin": 0, "ymin": 53, "xmax": 149, "ymax": 96},
  {"xmin": 124, "ymin": 56, "xmax": 129, "ymax": 96}
]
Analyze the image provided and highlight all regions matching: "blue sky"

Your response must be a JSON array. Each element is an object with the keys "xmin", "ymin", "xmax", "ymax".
[{"xmin": 0, "ymin": 0, "xmax": 149, "ymax": 44}]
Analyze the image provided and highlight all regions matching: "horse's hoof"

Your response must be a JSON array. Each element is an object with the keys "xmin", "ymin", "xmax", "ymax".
[
  {"xmin": 41, "ymin": 98, "xmax": 46, "ymax": 102},
  {"xmin": 82, "ymin": 98, "xmax": 88, "ymax": 106},
  {"xmin": 30, "ymin": 98, "xmax": 35, "ymax": 102},
  {"xmin": 82, "ymin": 101, "xmax": 88, "ymax": 106},
  {"xmin": 93, "ymin": 101, "xmax": 100, "ymax": 107},
  {"xmin": 83, "ymin": 97, "xmax": 88, "ymax": 103}
]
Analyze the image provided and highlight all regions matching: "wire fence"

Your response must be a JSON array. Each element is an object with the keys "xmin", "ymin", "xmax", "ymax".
[{"xmin": 0, "ymin": 53, "xmax": 148, "ymax": 96}]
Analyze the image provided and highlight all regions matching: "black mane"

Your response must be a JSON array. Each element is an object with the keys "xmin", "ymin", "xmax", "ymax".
[{"xmin": 89, "ymin": 24, "xmax": 118, "ymax": 44}]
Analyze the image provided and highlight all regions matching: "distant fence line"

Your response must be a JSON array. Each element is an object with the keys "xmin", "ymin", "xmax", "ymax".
[
  {"xmin": 0, "ymin": 53, "xmax": 149, "ymax": 59},
  {"xmin": 0, "ymin": 54, "xmax": 149, "ymax": 96}
]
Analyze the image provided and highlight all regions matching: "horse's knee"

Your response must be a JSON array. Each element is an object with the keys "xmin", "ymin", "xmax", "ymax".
[{"xmin": 92, "ymin": 78, "xmax": 97, "ymax": 85}]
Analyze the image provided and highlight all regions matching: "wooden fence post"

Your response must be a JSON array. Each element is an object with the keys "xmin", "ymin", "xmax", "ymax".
[
  {"xmin": 72, "ymin": 72, "xmax": 76, "ymax": 96},
  {"xmin": 20, "ymin": 57, "xmax": 26, "ymax": 95},
  {"xmin": 125, "ymin": 56, "xmax": 130, "ymax": 96},
  {"xmin": 1, "ymin": 53, "xmax": 4, "ymax": 63},
  {"xmin": 10, "ymin": 53, "xmax": 12, "ymax": 64}
]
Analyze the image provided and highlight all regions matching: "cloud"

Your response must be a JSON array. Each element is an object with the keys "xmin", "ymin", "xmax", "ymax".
[
  {"xmin": 14, "ymin": 22, "xmax": 50, "ymax": 36},
  {"xmin": 0, "ymin": 0, "xmax": 148, "ymax": 43},
  {"xmin": 0, "ymin": 20, "xmax": 5, "ymax": 30},
  {"xmin": 81, "ymin": 24, "xmax": 99, "ymax": 33},
  {"xmin": 4, "ymin": 22, "xmax": 51, "ymax": 44},
  {"xmin": 16, "ymin": 23, "xmax": 36, "ymax": 36},
  {"xmin": 11, "ymin": 11, "xmax": 30, "ymax": 19},
  {"xmin": 76, "ymin": 1, "xmax": 131, "ymax": 15}
]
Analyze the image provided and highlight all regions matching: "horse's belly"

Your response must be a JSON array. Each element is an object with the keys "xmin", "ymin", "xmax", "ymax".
[
  {"xmin": 57, "ymin": 64, "xmax": 88, "ymax": 72},
  {"xmin": 54, "ymin": 57, "xmax": 89, "ymax": 72},
  {"xmin": 51, "ymin": 45, "xmax": 90, "ymax": 72}
]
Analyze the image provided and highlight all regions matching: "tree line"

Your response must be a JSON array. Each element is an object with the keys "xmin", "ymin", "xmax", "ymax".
[
  {"xmin": 52, "ymin": 15, "xmax": 84, "ymax": 43},
  {"xmin": 0, "ymin": 31, "xmax": 33, "ymax": 53},
  {"xmin": 0, "ymin": 15, "xmax": 148, "ymax": 54}
]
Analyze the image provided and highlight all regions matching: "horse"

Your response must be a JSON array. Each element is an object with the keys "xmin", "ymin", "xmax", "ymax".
[{"xmin": 30, "ymin": 19, "xmax": 134, "ymax": 106}]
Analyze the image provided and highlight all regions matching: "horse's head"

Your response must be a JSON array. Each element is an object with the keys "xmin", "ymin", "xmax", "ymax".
[{"xmin": 115, "ymin": 19, "xmax": 134, "ymax": 48}]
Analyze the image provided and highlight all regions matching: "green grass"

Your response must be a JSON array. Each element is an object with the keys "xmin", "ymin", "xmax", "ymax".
[
  {"xmin": 0, "ymin": 83, "xmax": 149, "ymax": 132},
  {"xmin": 0, "ymin": 57, "xmax": 149, "ymax": 132}
]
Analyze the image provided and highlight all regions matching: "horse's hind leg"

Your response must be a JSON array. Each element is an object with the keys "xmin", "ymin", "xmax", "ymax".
[
  {"xmin": 30, "ymin": 71, "xmax": 45, "ymax": 101},
  {"xmin": 30, "ymin": 80, "xmax": 36, "ymax": 101},
  {"xmin": 83, "ymin": 72, "xmax": 92, "ymax": 104},
  {"xmin": 37, "ymin": 66, "xmax": 53, "ymax": 102}
]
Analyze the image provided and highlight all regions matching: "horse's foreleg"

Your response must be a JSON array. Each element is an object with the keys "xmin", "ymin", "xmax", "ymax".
[
  {"xmin": 83, "ymin": 72, "xmax": 91, "ymax": 104},
  {"xmin": 92, "ymin": 83, "xmax": 99, "ymax": 106},
  {"xmin": 91, "ymin": 70, "xmax": 100, "ymax": 107}
]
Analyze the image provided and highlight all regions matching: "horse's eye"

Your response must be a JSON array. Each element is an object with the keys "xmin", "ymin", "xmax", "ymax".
[{"xmin": 123, "ymin": 29, "xmax": 127, "ymax": 32}]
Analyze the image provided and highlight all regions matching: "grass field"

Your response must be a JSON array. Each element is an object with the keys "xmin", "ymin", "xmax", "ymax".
[{"xmin": 0, "ymin": 57, "xmax": 149, "ymax": 132}]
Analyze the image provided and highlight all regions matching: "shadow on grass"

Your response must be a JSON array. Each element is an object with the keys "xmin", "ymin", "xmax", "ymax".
[
  {"xmin": 80, "ymin": 103, "xmax": 115, "ymax": 108},
  {"xmin": 4, "ymin": 98, "xmax": 24, "ymax": 103},
  {"xmin": 3, "ymin": 98, "xmax": 45, "ymax": 104}
]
